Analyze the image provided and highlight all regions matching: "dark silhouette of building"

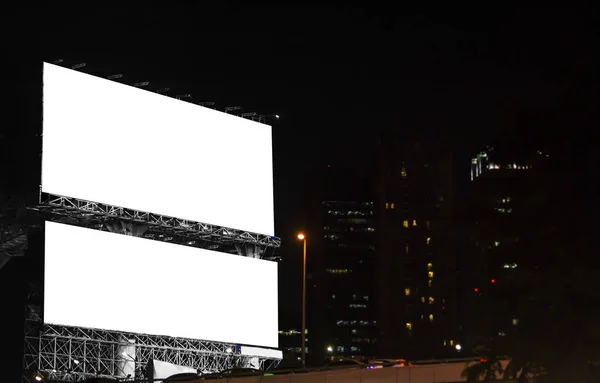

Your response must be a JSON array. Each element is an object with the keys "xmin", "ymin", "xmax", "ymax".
[
  {"xmin": 276, "ymin": 328, "xmax": 304, "ymax": 368},
  {"xmin": 306, "ymin": 156, "xmax": 378, "ymax": 363},
  {"xmin": 374, "ymin": 136, "xmax": 459, "ymax": 360},
  {"xmin": 459, "ymin": 142, "xmax": 556, "ymax": 353},
  {"xmin": 305, "ymin": 136, "xmax": 460, "ymax": 363}
]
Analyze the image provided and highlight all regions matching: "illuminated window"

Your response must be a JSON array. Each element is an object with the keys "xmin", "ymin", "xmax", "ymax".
[
  {"xmin": 412, "ymin": 220, "xmax": 417, "ymax": 227},
  {"xmin": 429, "ymin": 314, "xmax": 434, "ymax": 322},
  {"xmin": 401, "ymin": 167, "xmax": 407, "ymax": 177},
  {"xmin": 391, "ymin": 202, "xmax": 395, "ymax": 209},
  {"xmin": 385, "ymin": 202, "xmax": 389, "ymax": 209},
  {"xmin": 426, "ymin": 237, "xmax": 431, "ymax": 245},
  {"xmin": 428, "ymin": 297, "xmax": 434, "ymax": 304},
  {"xmin": 403, "ymin": 220, "xmax": 409, "ymax": 228},
  {"xmin": 450, "ymin": 339, "xmax": 454, "ymax": 346},
  {"xmin": 405, "ymin": 245, "xmax": 409, "ymax": 254},
  {"xmin": 326, "ymin": 269, "xmax": 351, "ymax": 274},
  {"xmin": 428, "ymin": 271, "xmax": 434, "ymax": 278},
  {"xmin": 427, "ymin": 262, "xmax": 433, "ymax": 270},
  {"xmin": 406, "ymin": 322, "xmax": 412, "ymax": 331},
  {"xmin": 443, "ymin": 340, "xmax": 447, "ymax": 346},
  {"xmin": 426, "ymin": 221, "xmax": 431, "ymax": 229},
  {"xmin": 428, "ymin": 280, "xmax": 433, "ymax": 287},
  {"xmin": 351, "ymin": 329, "xmax": 357, "ymax": 334},
  {"xmin": 405, "ymin": 288, "xmax": 411, "ymax": 296},
  {"xmin": 421, "ymin": 296, "xmax": 425, "ymax": 303}
]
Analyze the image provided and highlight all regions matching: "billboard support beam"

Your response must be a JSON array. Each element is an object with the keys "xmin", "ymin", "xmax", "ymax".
[
  {"xmin": 23, "ymin": 323, "xmax": 281, "ymax": 382},
  {"xmin": 28, "ymin": 193, "xmax": 281, "ymax": 255}
]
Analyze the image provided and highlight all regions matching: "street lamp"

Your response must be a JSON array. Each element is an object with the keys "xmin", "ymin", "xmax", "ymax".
[{"xmin": 297, "ymin": 232, "xmax": 307, "ymax": 367}]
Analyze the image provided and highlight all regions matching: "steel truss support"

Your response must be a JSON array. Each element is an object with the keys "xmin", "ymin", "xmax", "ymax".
[
  {"xmin": 24, "ymin": 323, "xmax": 281, "ymax": 382},
  {"xmin": 30, "ymin": 193, "xmax": 280, "ymax": 258}
]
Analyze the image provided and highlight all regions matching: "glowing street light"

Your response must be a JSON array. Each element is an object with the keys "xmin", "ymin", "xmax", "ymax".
[
  {"xmin": 455, "ymin": 344, "xmax": 462, "ymax": 351},
  {"xmin": 326, "ymin": 346, "xmax": 333, "ymax": 353},
  {"xmin": 297, "ymin": 232, "xmax": 307, "ymax": 367}
]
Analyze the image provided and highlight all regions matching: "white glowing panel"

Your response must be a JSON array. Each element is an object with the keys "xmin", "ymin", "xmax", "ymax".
[
  {"xmin": 42, "ymin": 62, "xmax": 274, "ymax": 236},
  {"xmin": 44, "ymin": 222, "xmax": 279, "ymax": 348}
]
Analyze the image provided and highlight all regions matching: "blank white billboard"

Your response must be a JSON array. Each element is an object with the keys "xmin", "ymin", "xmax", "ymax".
[
  {"xmin": 42, "ymin": 62, "xmax": 274, "ymax": 236},
  {"xmin": 44, "ymin": 222, "xmax": 279, "ymax": 348}
]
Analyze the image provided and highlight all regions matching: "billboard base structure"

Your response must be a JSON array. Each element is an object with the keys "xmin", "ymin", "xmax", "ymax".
[
  {"xmin": 30, "ymin": 193, "xmax": 281, "ymax": 259},
  {"xmin": 23, "ymin": 314, "xmax": 281, "ymax": 381}
]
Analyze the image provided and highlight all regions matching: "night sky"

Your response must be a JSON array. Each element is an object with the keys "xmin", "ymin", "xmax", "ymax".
[{"xmin": 5, "ymin": 3, "xmax": 599, "ymax": 350}]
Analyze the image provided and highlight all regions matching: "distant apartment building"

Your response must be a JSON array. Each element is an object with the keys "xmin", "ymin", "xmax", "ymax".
[
  {"xmin": 459, "ymin": 144, "xmax": 553, "ymax": 353},
  {"xmin": 374, "ymin": 138, "xmax": 459, "ymax": 360},
  {"xmin": 306, "ymin": 137, "xmax": 460, "ymax": 363},
  {"xmin": 306, "ymin": 163, "xmax": 378, "ymax": 364}
]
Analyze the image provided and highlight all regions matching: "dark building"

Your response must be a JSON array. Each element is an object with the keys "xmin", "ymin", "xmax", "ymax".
[
  {"xmin": 374, "ymin": 137, "xmax": 459, "ymax": 360},
  {"xmin": 306, "ymin": 158, "xmax": 379, "ymax": 364},
  {"xmin": 276, "ymin": 328, "xmax": 304, "ymax": 368},
  {"xmin": 306, "ymin": 136, "xmax": 460, "ymax": 364},
  {"xmin": 459, "ymin": 143, "xmax": 555, "ymax": 353}
]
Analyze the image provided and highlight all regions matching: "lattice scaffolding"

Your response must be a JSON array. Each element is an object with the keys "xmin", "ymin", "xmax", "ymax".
[
  {"xmin": 30, "ymin": 193, "xmax": 281, "ymax": 258},
  {"xmin": 24, "ymin": 319, "xmax": 281, "ymax": 382}
]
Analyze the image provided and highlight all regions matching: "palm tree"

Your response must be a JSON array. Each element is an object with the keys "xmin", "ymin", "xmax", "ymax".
[
  {"xmin": 461, "ymin": 346, "xmax": 504, "ymax": 382},
  {"xmin": 503, "ymin": 357, "xmax": 544, "ymax": 383}
]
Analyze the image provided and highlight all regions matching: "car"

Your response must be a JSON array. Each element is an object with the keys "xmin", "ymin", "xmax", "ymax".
[
  {"xmin": 369, "ymin": 358, "xmax": 411, "ymax": 368},
  {"xmin": 201, "ymin": 367, "xmax": 264, "ymax": 379},
  {"xmin": 164, "ymin": 372, "xmax": 201, "ymax": 382},
  {"xmin": 320, "ymin": 359, "xmax": 373, "ymax": 371}
]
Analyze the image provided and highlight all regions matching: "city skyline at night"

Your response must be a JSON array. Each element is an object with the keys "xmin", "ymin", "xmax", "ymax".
[{"xmin": 3, "ymin": 4, "xmax": 599, "ymax": 382}]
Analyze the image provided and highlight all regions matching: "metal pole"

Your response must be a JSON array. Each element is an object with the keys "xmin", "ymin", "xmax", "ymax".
[{"xmin": 301, "ymin": 238, "xmax": 307, "ymax": 368}]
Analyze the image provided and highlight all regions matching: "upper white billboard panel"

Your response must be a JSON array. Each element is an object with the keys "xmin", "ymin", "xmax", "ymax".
[
  {"xmin": 42, "ymin": 62, "xmax": 274, "ymax": 236},
  {"xmin": 44, "ymin": 221, "xmax": 279, "ymax": 348}
]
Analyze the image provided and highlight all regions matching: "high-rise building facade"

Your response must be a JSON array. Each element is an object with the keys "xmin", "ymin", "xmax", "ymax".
[
  {"xmin": 374, "ymin": 138, "xmax": 459, "ymax": 360},
  {"xmin": 459, "ymin": 144, "xmax": 553, "ymax": 353},
  {"xmin": 306, "ymin": 163, "xmax": 379, "ymax": 364},
  {"xmin": 306, "ymin": 137, "xmax": 460, "ymax": 363}
]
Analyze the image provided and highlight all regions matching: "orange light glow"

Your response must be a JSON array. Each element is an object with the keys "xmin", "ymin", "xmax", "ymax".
[{"xmin": 297, "ymin": 233, "xmax": 305, "ymax": 240}]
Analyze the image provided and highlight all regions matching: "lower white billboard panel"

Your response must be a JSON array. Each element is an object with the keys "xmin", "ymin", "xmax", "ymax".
[{"xmin": 44, "ymin": 221, "xmax": 278, "ymax": 348}]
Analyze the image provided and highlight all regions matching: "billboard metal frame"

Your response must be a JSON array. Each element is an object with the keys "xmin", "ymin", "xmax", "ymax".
[
  {"xmin": 31, "ymin": 193, "xmax": 280, "ymax": 258},
  {"xmin": 23, "ymin": 306, "xmax": 281, "ymax": 382}
]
